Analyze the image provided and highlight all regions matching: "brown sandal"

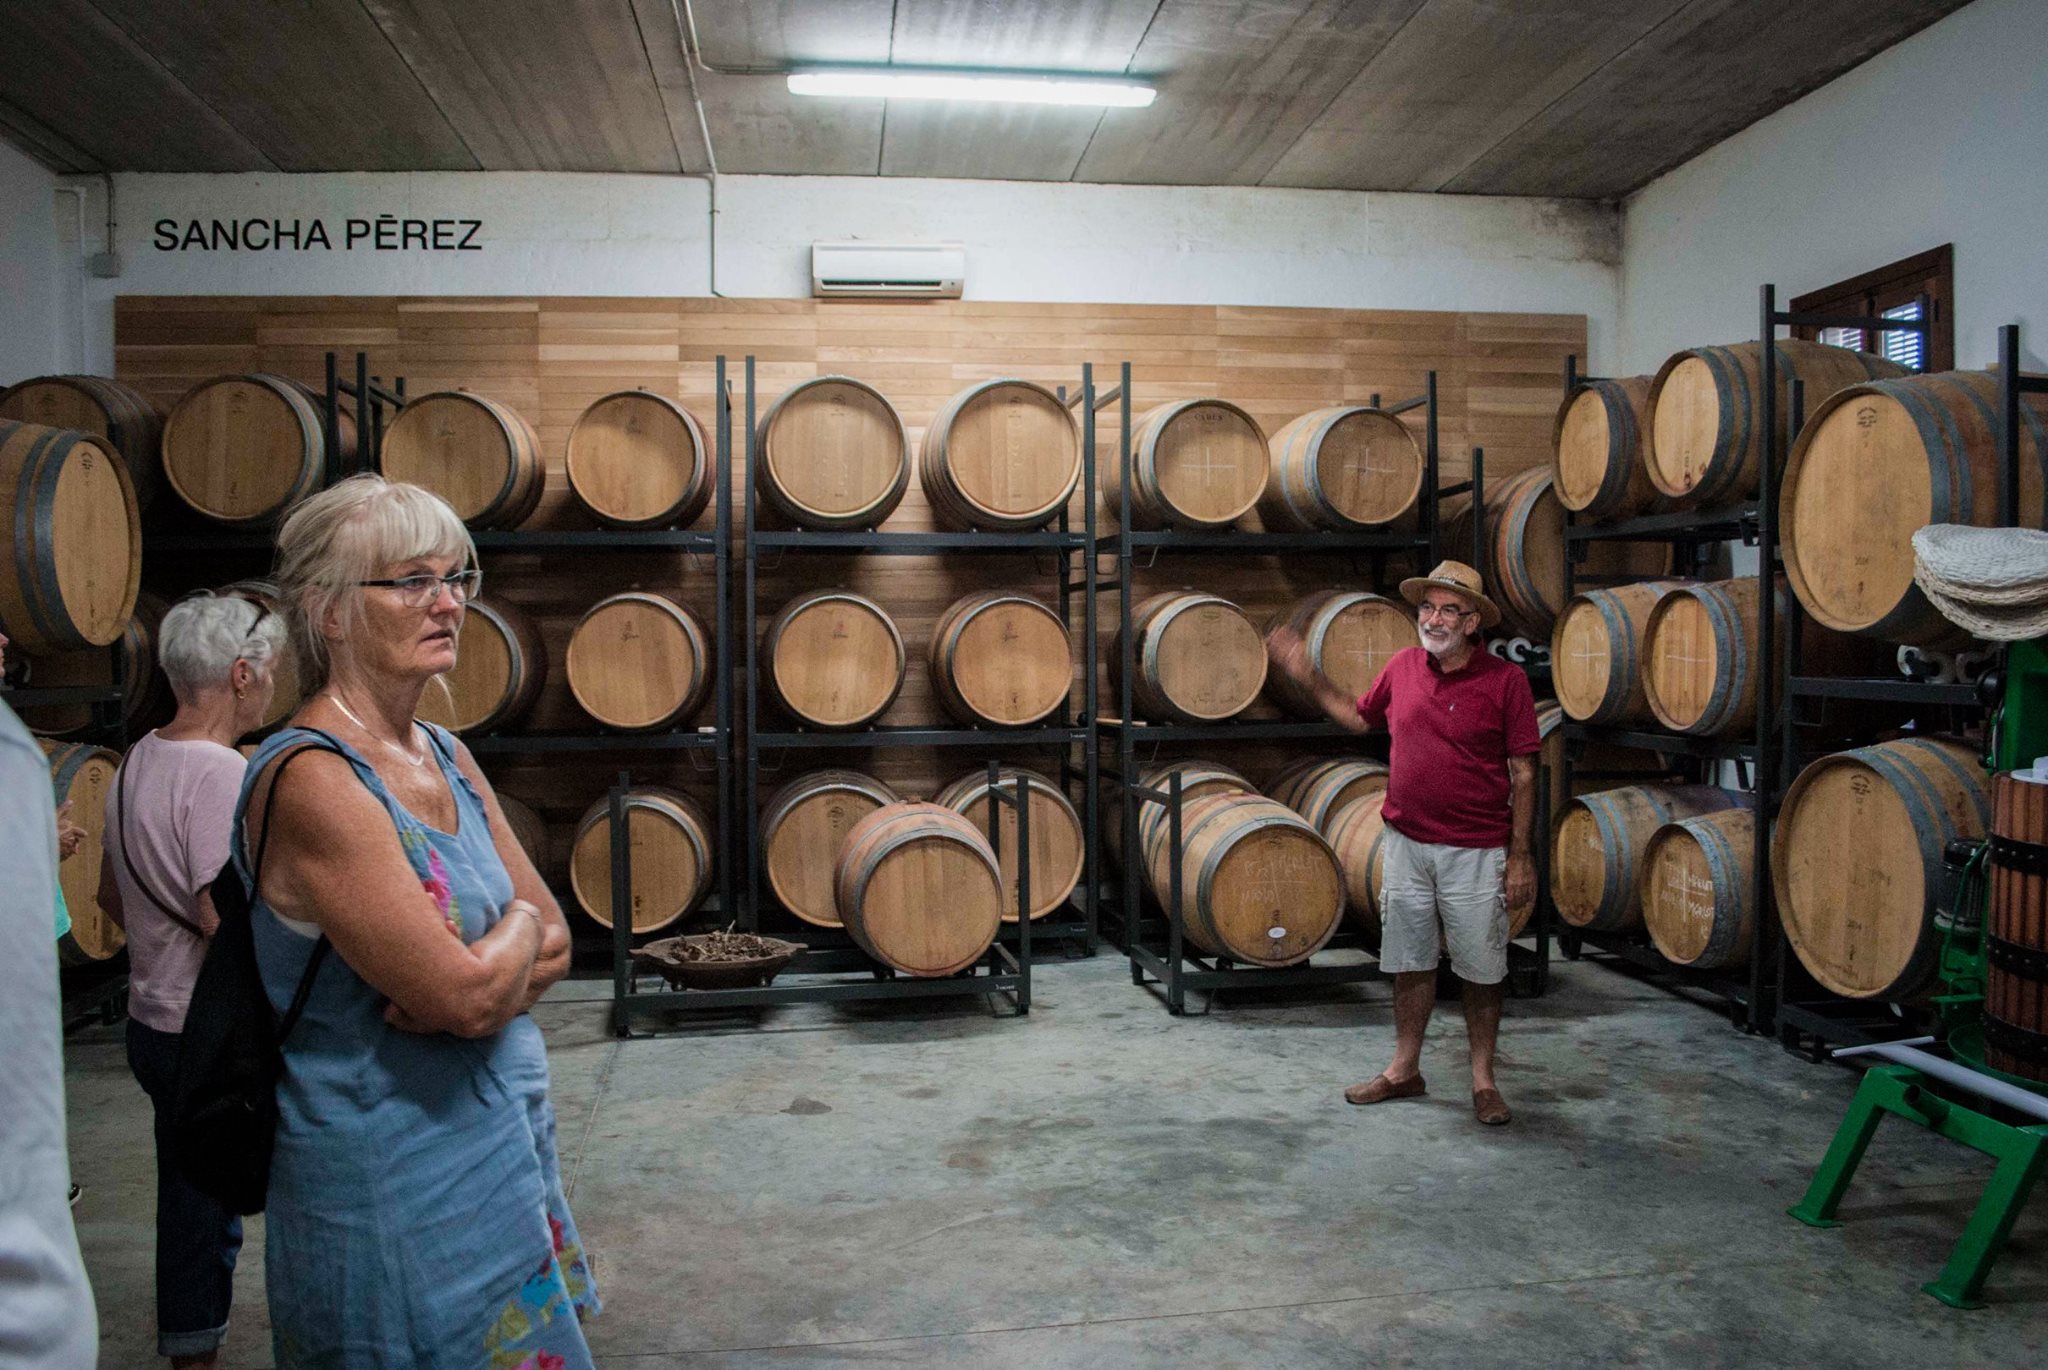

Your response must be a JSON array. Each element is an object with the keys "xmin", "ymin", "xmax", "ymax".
[
  {"xmin": 1472, "ymin": 1087, "xmax": 1511, "ymax": 1125},
  {"xmin": 1344, "ymin": 1072, "xmax": 1427, "ymax": 1106}
]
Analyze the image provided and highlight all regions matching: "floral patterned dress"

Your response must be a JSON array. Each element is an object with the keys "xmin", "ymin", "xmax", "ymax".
[{"xmin": 236, "ymin": 725, "xmax": 599, "ymax": 1369}]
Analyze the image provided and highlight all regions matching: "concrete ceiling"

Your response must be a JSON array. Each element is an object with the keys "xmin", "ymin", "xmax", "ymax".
[{"xmin": 0, "ymin": 0, "xmax": 1971, "ymax": 199}]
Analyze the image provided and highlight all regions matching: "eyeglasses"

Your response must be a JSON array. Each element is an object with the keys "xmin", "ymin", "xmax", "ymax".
[
  {"xmin": 1417, "ymin": 603, "xmax": 1475, "ymax": 622},
  {"xmin": 356, "ymin": 569, "xmax": 482, "ymax": 609}
]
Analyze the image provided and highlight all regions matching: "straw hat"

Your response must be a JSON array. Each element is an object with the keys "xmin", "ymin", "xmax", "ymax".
[{"xmin": 1399, "ymin": 559, "xmax": 1501, "ymax": 630}]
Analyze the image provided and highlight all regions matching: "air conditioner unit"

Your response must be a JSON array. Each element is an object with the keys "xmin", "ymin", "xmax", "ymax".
[{"xmin": 811, "ymin": 241, "xmax": 965, "ymax": 299}]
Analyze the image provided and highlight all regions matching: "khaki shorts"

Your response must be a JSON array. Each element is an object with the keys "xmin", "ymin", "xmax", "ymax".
[{"xmin": 1376, "ymin": 826, "xmax": 1508, "ymax": 984}]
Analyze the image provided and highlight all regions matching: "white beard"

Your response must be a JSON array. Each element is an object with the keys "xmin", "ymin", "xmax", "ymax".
[{"xmin": 1419, "ymin": 624, "xmax": 1461, "ymax": 658}]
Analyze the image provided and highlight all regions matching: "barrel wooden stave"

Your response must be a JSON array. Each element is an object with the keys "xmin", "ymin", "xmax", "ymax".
[
  {"xmin": 758, "ymin": 376, "xmax": 910, "ymax": 529},
  {"xmin": 934, "ymin": 766, "xmax": 1084, "ymax": 923},
  {"xmin": 380, "ymin": 390, "xmax": 544, "ymax": 529},
  {"xmin": 1773, "ymin": 737, "xmax": 1988, "ymax": 1001},
  {"xmin": 1141, "ymin": 791, "xmax": 1343, "ymax": 967},
  {"xmin": 1987, "ymin": 773, "xmax": 2048, "ymax": 1082},
  {"xmin": 416, "ymin": 598, "xmax": 546, "ymax": 735},
  {"xmin": 19, "ymin": 591, "xmax": 172, "ymax": 739},
  {"xmin": 834, "ymin": 802, "xmax": 1002, "ymax": 976},
  {"xmin": 1264, "ymin": 590, "xmax": 1410, "ymax": 720},
  {"xmin": 1552, "ymin": 580, "xmax": 1689, "ymax": 725},
  {"xmin": 565, "ymin": 592, "xmax": 709, "ymax": 731},
  {"xmin": 45, "ymin": 741, "xmax": 124, "ymax": 964},
  {"xmin": 1552, "ymin": 377, "xmax": 1661, "ymax": 521},
  {"xmin": 919, "ymin": 379, "xmax": 1080, "ymax": 531},
  {"xmin": 565, "ymin": 390, "xmax": 712, "ymax": 529},
  {"xmin": 0, "ymin": 375, "xmax": 164, "ymax": 512},
  {"xmin": 1641, "ymin": 808, "xmax": 1759, "ymax": 969},
  {"xmin": 1646, "ymin": 340, "xmax": 1908, "ymax": 506},
  {"xmin": 1325, "ymin": 791, "xmax": 1390, "ymax": 944},
  {"xmin": 1113, "ymin": 591, "xmax": 1267, "ymax": 724},
  {"xmin": 928, "ymin": 590, "xmax": 1073, "ymax": 728},
  {"xmin": 764, "ymin": 590, "xmax": 904, "ymax": 730},
  {"xmin": 569, "ymin": 786, "xmax": 711, "ymax": 931},
  {"xmin": 1782, "ymin": 369, "xmax": 2048, "ymax": 648},
  {"xmin": 1551, "ymin": 784, "xmax": 1742, "ymax": 932},
  {"xmin": 1262, "ymin": 405, "xmax": 1423, "ymax": 531},
  {"xmin": 0, "ymin": 418, "xmax": 141, "ymax": 655},
  {"xmin": 1102, "ymin": 400, "xmax": 1268, "ymax": 530},
  {"xmin": 760, "ymin": 769, "xmax": 902, "ymax": 928},
  {"xmin": 162, "ymin": 374, "xmax": 352, "ymax": 526}
]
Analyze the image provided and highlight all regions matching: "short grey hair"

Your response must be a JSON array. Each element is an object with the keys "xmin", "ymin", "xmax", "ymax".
[
  {"xmin": 273, "ymin": 474, "xmax": 477, "ymax": 691},
  {"xmin": 158, "ymin": 592, "xmax": 288, "ymax": 702}
]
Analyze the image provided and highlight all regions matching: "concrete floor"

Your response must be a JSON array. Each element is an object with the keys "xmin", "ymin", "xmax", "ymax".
[{"xmin": 64, "ymin": 953, "xmax": 2048, "ymax": 1368}]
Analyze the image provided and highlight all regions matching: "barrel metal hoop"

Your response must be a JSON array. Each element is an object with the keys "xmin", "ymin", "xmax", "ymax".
[
  {"xmin": 1987, "ymin": 832, "xmax": 2048, "ymax": 875},
  {"xmin": 1982, "ymin": 1012, "xmax": 2048, "ymax": 1067},
  {"xmin": 1987, "ymin": 933, "xmax": 2048, "ymax": 981}
]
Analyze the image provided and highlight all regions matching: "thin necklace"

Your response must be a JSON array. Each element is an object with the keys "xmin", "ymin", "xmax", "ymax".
[{"xmin": 326, "ymin": 690, "xmax": 426, "ymax": 767}]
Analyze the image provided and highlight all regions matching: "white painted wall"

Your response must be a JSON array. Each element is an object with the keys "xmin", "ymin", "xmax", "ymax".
[
  {"xmin": 1620, "ymin": 0, "xmax": 2048, "ymax": 374},
  {"xmin": 0, "ymin": 139, "xmax": 66, "ymax": 382},
  {"xmin": 43, "ymin": 172, "xmax": 1618, "ymax": 376}
]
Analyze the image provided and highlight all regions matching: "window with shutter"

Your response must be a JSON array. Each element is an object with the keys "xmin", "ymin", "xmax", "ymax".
[{"xmin": 1791, "ymin": 245, "xmax": 1953, "ymax": 373}]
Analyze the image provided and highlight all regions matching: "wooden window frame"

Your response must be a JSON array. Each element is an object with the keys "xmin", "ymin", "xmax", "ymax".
[{"xmin": 1791, "ymin": 244, "xmax": 1954, "ymax": 372}]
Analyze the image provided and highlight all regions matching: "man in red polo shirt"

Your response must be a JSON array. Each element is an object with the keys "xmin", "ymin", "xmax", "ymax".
[{"xmin": 1266, "ymin": 559, "xmax": 1539, "ymax": 1125}]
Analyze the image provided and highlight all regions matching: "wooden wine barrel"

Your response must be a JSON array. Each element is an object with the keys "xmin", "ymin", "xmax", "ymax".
[
  {"xmin": 565, "ymin": 592, "xmax": 710, "ymax": 731},
  {"xmin": 1641, "ymin": 808, "xmax": 1759, "ymax": 970},
  {"xmin": 1646, "ymin": 339, "xmax": 1908, "ymax": 506},
  {"xmin": 1141, "ymin": 792, "xmax": 1343, "ymax": 967},
  {"xmin": 1774, "ymin": 738, "xmax": 1989, "ymax": 1001},
  {"xmin": 1551, "ymin": 784, "xmax": 1741, "ymax": 932},
  {"xmin": 919, "ymin": 379, "xmax": 1080, "ymax": 531},
  {"xmin": 1267, "ymin": 757, "xmax": 1391, "ymax": 837},
  {"xmin": 1264, "ymin": 590, "xmax": 1411, "ymax": 719},
  {"xmin": 928, "ymin": 591, "xmax": 1072, "ymax": 728},
  {"xmin": 1534, "ymin": 700, "xmax": 1667, "ymax": 832},
  {"xmin": 0, "ymin": 374, "xmax": 163, "ymax": 511},
  {"xmin": 497, "ymin": 794, "xmax": 549, "ymax": 873},
  {"xmin": 763, "ymin": 590, "xmax": 904, "ymax": 730},
  {"xmin": 19, "ymin": 592, "xmax": 172, "ymax": 739},
  {"xmin": 757, "ymin": 376, "xmax": 910, "ymax": 529},
  {"xmin": 1551, "ymin": 580, "xmax": 1689, "ymax": 725},
  {"xmin": 162, "ymin": 374, "xmax": 354, "ymax": 526},
  {"xmin": 1113, "ymin": 591, "xmax": 1267, "ymax": 724},
  {"xmin": 0, "ymin": 419, "xmax": 141, "ymax": 656},
  {"xmin": 1326, "ymin": 791, "xmax": 1391, "ymax": 943},
  {"xmin": 1641, "ymin": 579, "xmax": 1766, "ymax": 737},
  {"xmin": 565, "ymin": 389, "xmax": 712, "ymax": 529},
  {"xmin": 1102, "ymin": 400, "xmax": 1268, "ymax": 530},
  {"xmin": 760, "ymin": 770, "xmax": 902, "ymax": 928},
  {"xmin": 380, "ymin": 390, "xmax": 545, "ymax": 529},
  {"xmin": 1111, "ymin": 760, "xmax": 1255, "ymax": 871},
  {"xmin": 45, "ymin": 741, "xmax": 123, "ymax": 965},
  {"xmin": 1262, "ymin": 405, "xmax": 1423, "ymax": 531},
  {"xmin": 1782, "ymin": 369, "xmax": 2048, "ymax": 648},
  {"xmin": 569, "ymin": 786, "xmax": 711, "ymax": 932},
  {"xmin": 416, "ymin": 598, "xmax": 546, "ymax": 735},
  {"xmin": 934, "ymin": 766, "xmax": 1084, "ymax": 923},
  {"xmin": 1986, "ymin": 773, "xmax": 2048, "ymax": 1083},
  {"xmin": 1551, "ymin": 377, "xmax": 1660, "ymax": 521},
  {"xmin": 834, "ymin": 803, "xmax": 1002, "ymax": 976},
  {"xmin": 1448, "ymin": 466, "xmax": 1672, "ymax": 642}
]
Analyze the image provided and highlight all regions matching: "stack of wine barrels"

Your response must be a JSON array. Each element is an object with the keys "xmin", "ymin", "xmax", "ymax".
[
  {"xmin": 1773, "ymin": 737, "xmax": 1988, "ymax": 1001},
  {"xmin": 1640, "ymin": 809, "xmax": 1761, "ymax": 970},
  {"xmin": 569, "ymin": 786, "xmax": 712, "ymax": 932},
  {"xmin": 1550, "ymin": 581, "xmax": 1688, "ymax": 725},
  {"xmin": 1109, "ymin": 759, "xmax": 1253, "ymax": 869},
  {"xmin": 1262, "ymin": 405, "xmax": 1423, "ymax": 531},
  {"xmin": 1986, "ymin": 773, "xmax": 2048, "ymax": 1083},
  {"xmin": 1325, "ymin": 791, "xmax": 1391, "ymax": 942},
  {"xmin": 928, "ymin": 591, "xmax": 1072, "ymax": 728},
  {"xmin": 380, "ymin": 390, "xmax": 544, "ymax": 529},
  {"xmin": 1264, "ymin": 590, "xmax": 1411, "ymax": 719},
  {"xmin": 1646, "ymin": 339, "xmax": 1907, "ymax": 506},
  {"xmin": 564, "ymin": 389, "xmax": 713, "ymax": 529},
  {"xmin": 757, "ymin": 376, "xmax": 910, "ymax": 529},
  {"xmin": 1101, "ymin": 399, "xmax": 1268, "ymax": 530},
  {"xmin": 1783, "ymin": 369, "xmax": 2048, "ymax": 648},
  {"xmin": 1113, "ymin": 591, "xmax": 1267, "ymax": 724},
  {"xmin": 416, "ymin": 598, "xmax": 546, "ymax": 734},
  {"xmin": 763, "ymin": 590, "xmax": 904, "ymax": 730},
  {"xmin": 933, "ymin": 766, "xmax": 1084, "ymax": 923},
  {"xmin": 1448, "ymin": 466, "xmax": 1671, "ymax": 641},
  {"xmin": 1140, "ymin": 791, "xmax": 1343, "ymax": 967},
  {"xmin": 45, "ymin": 741, "xmax": 123, "ymax": 965},
  {"xmin": 1550, "ymin": 376, "xmax": 1661, "ymax": 521},
  {"xmin": 759, "ymin": 770, "xmax": 902, "ymax": 927},
  {"xmin": 162, "ymin": 374, "xmax": 354, "ymax": 525},
  {"xmin": 0, "ymin": 419, "xmax": 142, "ymax": 657},
  {"xmin": 1551, "ymin": 784, "xmax": 1743, "ymax": 932},
  {"xmin": 919, "ymin": 379, "xmax": 1080, "ymax": 531},
  {"xmin": 565, "ymin": 592, "xmax": 710, "ymax": 731},
  {"xmin": 834, "ymin": 803, "xmax": 1002, "ymax": 976},
  {"xmin": 1267, "ymin": 757, "xmax": 1390, "ymax": 835},
  {"xmin": 18, "ymin": 592, "xmax": 171, "ymax": 739},
  {"xmin": 0, "ymin": 375, "xmax": 163, "ymax": 511}
]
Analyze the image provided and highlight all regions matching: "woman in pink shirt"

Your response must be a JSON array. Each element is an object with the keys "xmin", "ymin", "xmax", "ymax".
[{"xmin": 98, "ymin": 590, "xmax": 285, "ymax": 1369}]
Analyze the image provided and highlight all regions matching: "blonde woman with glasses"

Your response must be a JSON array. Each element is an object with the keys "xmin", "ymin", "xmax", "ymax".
[{"xmin": 232, "ymin": 475, "xmax": 594, "ymax": 1368}]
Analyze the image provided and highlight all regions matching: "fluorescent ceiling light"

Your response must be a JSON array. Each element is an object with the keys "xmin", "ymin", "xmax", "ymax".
[{"xmin": 787, "ymin": 68, "xmax": 1155, "ymax": 108}]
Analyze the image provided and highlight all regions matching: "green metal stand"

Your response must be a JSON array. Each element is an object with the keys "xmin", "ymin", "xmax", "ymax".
[{"xmin": 1790, "ymin": 1064, "xmax": 2047, "ymax": 1309}]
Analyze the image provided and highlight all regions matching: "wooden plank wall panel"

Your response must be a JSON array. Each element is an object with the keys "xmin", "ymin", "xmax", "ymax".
[{"xmin": 113, "ymin": 295, "xmax": 1583, "ymax": 916}]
